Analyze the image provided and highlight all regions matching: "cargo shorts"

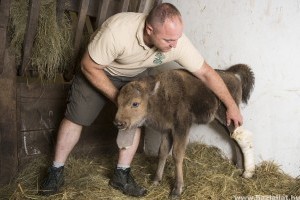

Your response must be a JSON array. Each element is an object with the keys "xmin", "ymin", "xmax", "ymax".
[{"xmin": 65, "ymin": 69, "xmax": 150, "ymax": 126}]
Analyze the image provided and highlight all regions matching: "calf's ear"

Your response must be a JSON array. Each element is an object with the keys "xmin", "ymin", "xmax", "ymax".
[{"xmin": 151, "ymin": 81, "xmax": 160, "ymax": 95}]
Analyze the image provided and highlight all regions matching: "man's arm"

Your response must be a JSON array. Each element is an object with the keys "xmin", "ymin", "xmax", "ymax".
[
  {"xmin": 81, "ymin": 51, "xmax": 119, "ymax": 104},
  {"xmin": 192, "ymin": 61, "xmax": 243, "ymax": 128}
]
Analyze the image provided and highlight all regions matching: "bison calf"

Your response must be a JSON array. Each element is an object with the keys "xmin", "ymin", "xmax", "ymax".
[{"xmin": 115, "ymin": 64, "xmax": 255, "ymax": 198}]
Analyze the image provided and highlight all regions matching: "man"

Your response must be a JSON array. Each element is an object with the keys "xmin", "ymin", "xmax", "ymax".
[{"xmin": 40, "ymin": 3, "xmax": 242, "ymax": 197}]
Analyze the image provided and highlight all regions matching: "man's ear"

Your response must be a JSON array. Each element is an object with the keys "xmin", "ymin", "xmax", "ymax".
[{"xmin": 145, "ymin": 23, "xmax": 153, "ymax": 35}]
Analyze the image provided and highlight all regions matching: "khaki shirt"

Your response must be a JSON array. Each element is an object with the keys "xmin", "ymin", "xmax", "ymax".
[{"xmin": 88, "ymin": 12, "xmax": 204, "ymax": 77}]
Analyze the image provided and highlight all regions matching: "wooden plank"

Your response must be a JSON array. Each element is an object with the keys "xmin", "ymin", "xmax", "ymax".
[
  {"xmin": 85, "ymin": 16, "xmax": 94, "ymax": 35},
  {"xmin": 0, "ymin": 0, "xmax": 10, "ymax": 32},
  {"xmin": 18, "ymin": 81, "xmax": 69, "ymax": 131},
  {"xmin": 19, "ymin": 130, "xmax": 55, "ymax": 157},
  {"xmin": 0, "ymin": 49, "xmax": 17, "ymax": 186},
  {"xmin": 56, "ymin": 0, "xmax": 65, "ymax": 25},
  {"xmin": 0, "ymin": 28, "xmax": 6, "ymax": 75},
  {"xmin": 65, "ymin": 0, "xmax": 99, "ymax": 18},
  {"xmin": 0, "ymin": 0, "xmax": 11, "ymax": 75},
  {"xmin": 64, "ymin": 0, "xmax": 90, "ymax": 81},
  {"xmin": 153, "ymin": 0, "xmax": 162, "ymax": 7},
  {"xmin": 18, "ymin": 78, "xmax": 70, "ymax": 99},
  {"xmin": 74, "ymin": 0, "xmax": 90, "ymax": 52},
  {"xmin": 19, "ymin": 97, "xmax": 67, "ymax": 131},
  {"xmin": 120, "ymin": 0, "xmax": 130, "ymax": 12},
  {"xmin": 18, "ymin": 0, "xmax": 41, "ymax": 76},
  {"xmin": 138, "ymin": 0, "xmax": 147, "ymax": 13},
  {"xmin": 0, "ymin": 123, "xmax": 18, "ymax": 184},
  {"xmin": 96, "ymin": 0, "xmax": 110, "ymax": 28}
]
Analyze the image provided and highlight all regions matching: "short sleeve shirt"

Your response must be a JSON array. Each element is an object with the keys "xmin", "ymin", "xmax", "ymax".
[{"xmin": 88, "ymin": 12, "xmax": 204, "ymax": 77}]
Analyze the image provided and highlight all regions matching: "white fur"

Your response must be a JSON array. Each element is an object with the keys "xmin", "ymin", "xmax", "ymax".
[
  {"xmin": 152, "ymin": 81, "xmax": 160, "ymax": 95},
  {"xmin": 231, "ymin": 126, "xmax": 255, "ymax": 178},
  {"xmin": 234, "ymin": 74, "xmax": 241, "ymax": 82}
]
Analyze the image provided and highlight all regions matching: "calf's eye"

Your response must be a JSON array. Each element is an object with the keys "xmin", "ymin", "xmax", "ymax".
[{"xmin": 132, "ymin": 102, "xmax": 140, "ymax": 108}]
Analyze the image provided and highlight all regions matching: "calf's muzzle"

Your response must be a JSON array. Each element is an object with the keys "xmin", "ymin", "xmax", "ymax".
[{"xmin": 113, "ymin": 118, "xmax": 127, "ymax": 130}]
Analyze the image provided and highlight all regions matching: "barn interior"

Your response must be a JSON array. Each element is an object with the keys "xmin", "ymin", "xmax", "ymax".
[{"xmin": 1, "ymin": 0, "xmax": 300, "ymax": 199}]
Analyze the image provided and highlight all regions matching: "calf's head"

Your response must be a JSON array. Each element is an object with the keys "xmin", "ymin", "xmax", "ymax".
[{"xmin": 114, "ymin": 79, "xmax": 160, "ymax": 130}]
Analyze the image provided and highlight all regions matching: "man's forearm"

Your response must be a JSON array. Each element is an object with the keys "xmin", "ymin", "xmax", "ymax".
[
  {"xmin": 193, "ymin": 62, "xmax": 237, "ymax": 108},
  {"xmin": 192, "ymin": 62, "xmax": 243, "ymax": 127},
  {"xmin": 81, "ymin": 66, "xmax": 119, "ymax": 104},
  {"xmin": 80, "ymin": 51, "xmax": 119, "ymax": 104},
  {"xmin": 203, "ymin": 69, "xmax": 236, "ymax": 109}
]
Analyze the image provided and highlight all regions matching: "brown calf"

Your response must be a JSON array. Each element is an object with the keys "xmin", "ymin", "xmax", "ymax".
[{"xmin": 115, "ymin": 64, "xmax": 255, "ymax": 198}]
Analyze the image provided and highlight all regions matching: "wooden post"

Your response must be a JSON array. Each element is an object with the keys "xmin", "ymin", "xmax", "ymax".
[
  {"xmin": 74, "ymin": 0, "xmax": 90, "ymax": 54},
  {"xmin": 138, "ymin": 0, "xmax": 147, "ymax": 13},
  {"xmin": 96, "ymin": 0, "xmax": 110, "ymax": 28},
  {"xmin": 0, "ymin": 49, "xmax": 17, "ymax": 186},
  {"xmin": 0, "ymin": 0, "xmax": 11, "ymax": 75},
  {"xmin": 154, "ymin": 0, "xmax": 162, "ymax": 7},
  {"xmin": 18, "ymin": 0, "xmax": 41, "ymax": 76},
  {"xmin": 56, "ymin": 0, "xmax": 65, "ymax": 25},
  {"xmin": 120, "ymin": 0, "xmax": 130, "ymax": 12},
  {"xmin": 63, "ymin": 0, "xmax": 90, "ymax": 81}
]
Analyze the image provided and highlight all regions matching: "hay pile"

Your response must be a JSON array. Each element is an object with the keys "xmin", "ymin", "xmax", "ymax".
[
  {"xmin": 1, "ymin": 143, "xmax": 299, "ymax": 200},
  {"xmin": 9, "ymin": 0, "xmax": 73, "ymax": 80}
]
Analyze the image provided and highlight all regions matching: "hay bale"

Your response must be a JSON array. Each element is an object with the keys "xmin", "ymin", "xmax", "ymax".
[
  {"xmin": 1, "ymin": 143, "xmax": 299, "ymax": 200},
  {"xmin": 9, "ymin": 0, "xmax": 73, "ymax": 80}
]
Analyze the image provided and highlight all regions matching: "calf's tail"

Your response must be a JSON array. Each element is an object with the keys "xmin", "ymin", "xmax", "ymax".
[{"xmin": 227, "ymin": 64, "xmax": 255, "ymax": 104}]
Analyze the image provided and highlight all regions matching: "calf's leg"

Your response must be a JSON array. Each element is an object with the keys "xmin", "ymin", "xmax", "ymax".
[
  {"xmin": 154, "ymin": 132, "xmax": 173, "ymax": 185},
  {"xmin": 171, "ymin": 131, "xmax": 189, "ymax": 198},
  {"xmin": 231, "ymin": 139, "xmax": 244, "ymax": 170},
  {"xmin": 215, "ymin": 120, "xmax": 244, "ymax": 169},
  {"xmin": 231, "ymin": 126, "xmax": 255, "ymax": 178},
  {"xmin": 216, "ymin": 106, "xmax": 254, "ymax": 177}
]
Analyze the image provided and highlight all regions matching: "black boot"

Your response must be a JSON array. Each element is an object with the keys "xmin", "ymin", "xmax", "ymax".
[
  {"xmin": 39, "ymin": 166, "xmax": 64, "ymax": 196},
  {"xmin": 109, "ymin": 168, "xmax": 147, "ymax": 197}
]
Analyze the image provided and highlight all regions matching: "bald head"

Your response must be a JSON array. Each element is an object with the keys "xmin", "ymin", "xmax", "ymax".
[{"xmin": 146, "ymin": 3, "xmax": 182, "ymax": 28}]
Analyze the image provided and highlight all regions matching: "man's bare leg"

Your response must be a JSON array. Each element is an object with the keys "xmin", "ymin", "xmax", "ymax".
[{"xmin": 54, "ymin": 118, "xmax": 83, "ymax": 164}]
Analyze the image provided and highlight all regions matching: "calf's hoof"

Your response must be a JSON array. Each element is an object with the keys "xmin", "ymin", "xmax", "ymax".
[
  {"xmin": 170, "ymin": 192, "xmax": 181, "ymax": 200},
  {"xmin": 153, "ymin": 176, "xmax": 162, "ymax": 185},
  {"xmin": 170, "ymin": 187, "xmax": 182, "ymax": 200},
  {"xmin": 153, "ymin": 180, "xmax": 160, "ymax": 186},
  {"xmin": 170, "ymin": 194, "xmax": 181, "ymax": 200},
  {"xmin": 242, "ymin": 169, "xmax": 255, "ymax": 178}
]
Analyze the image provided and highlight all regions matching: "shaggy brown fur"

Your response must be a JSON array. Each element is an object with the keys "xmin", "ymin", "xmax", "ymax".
[{"xmin": 115, "ymin": 64, "xmax": 255, "ymax": 198}]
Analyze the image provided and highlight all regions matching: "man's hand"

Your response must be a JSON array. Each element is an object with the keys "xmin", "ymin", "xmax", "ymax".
[{"xmin": 226, "ymin": 104, "xmax": 243, "ymax": 128}]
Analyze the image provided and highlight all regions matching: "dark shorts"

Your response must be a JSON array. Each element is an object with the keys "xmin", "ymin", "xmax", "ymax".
[{"xmin": 65, "ymin": 70, "xmax": 150, "ymax": 126}]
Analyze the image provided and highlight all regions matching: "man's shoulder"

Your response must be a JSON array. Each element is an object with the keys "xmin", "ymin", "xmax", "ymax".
[{"xmin": 103, "ymin": 12, "xmax": 146, "ymax": 47}]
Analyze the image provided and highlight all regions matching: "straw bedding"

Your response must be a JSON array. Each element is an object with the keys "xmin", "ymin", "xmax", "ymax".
[{"xmin": 1, "ymin": 143, "xmax": 299, "ymax": 200}]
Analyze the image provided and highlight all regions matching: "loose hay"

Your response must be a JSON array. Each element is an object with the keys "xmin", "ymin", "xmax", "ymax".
[{"xmin": 1, "ymin": 143, "xmax": 299, "ymax": 200}]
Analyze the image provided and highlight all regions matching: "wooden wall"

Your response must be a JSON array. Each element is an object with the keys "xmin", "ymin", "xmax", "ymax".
[
  {"xmin": 0, "ymin": 50, "xmax": 18, "ymax": 186},
  {"xmin": 0, "ymin": 0, "xmax": 17, "ymax": 186}
]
